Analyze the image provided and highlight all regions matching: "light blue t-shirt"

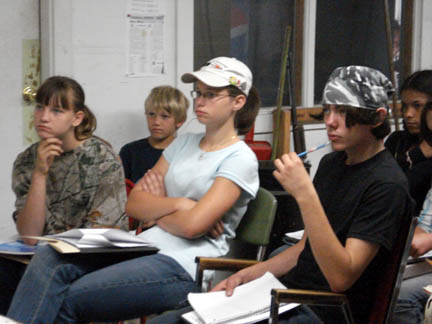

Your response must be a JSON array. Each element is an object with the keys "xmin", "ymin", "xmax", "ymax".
[{"xmin": 138, "ymin": 133, "xmax": 259, "ymax": 280}]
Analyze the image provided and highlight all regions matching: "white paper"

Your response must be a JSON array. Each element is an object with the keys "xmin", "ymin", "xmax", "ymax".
[
  {"xmin": 50, "ymin": 228, "xmax": 153, "ymax": 248},
  {"xmin": 125, "ymin": 0, "xmax": 166, "ymax": 77},
  {"xmin": 187, "ymin": 272, "xmax": 298, "ymax": 324},
  {"xmin": 0, "ymin": 315, "xmax": 21, "ymax": 323},
  {"xmin": 182, "ymin": 303, "xmax": 297, "ymax": 324},
  {"xmin": 126, "ymin": 0, "xmax": 162, "ymax": 16},
  {"xmin": 284, "ymin": 230, "xmax": 304, "ymax": 241}
]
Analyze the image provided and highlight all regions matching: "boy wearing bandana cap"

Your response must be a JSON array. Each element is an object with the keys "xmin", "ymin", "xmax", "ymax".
[{"xmin": 149, "ymin": 66, "xmax": 413, "ymax": 324}]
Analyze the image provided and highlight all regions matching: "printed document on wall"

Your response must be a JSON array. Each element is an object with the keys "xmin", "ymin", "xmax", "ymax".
[{"xmin": 125, "ymin": 0, "xmax": 166, "ymax": 77}]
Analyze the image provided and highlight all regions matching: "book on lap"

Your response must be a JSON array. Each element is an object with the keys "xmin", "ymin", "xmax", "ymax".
[
  {"xmin": 182, "ymin": 272, "xmax": 299, "ymax": 324},
  {"xmin": 20, "ymin": 228, "xmax": 159, "ymax": 255},
  {"xmin": 0, "ymin": 240, "xmax": 37, "ymax": 264},
  {"xmin": 0, "ymin": 240, "xmax": 37, "ymax": 255}
]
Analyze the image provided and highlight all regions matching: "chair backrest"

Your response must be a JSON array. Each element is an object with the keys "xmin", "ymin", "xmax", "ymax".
[
  {"xmin": 235, "ymin": 187, "xmax": 278, "ymax": 261},
  {"xmin": 125, "ymin": 178, "xmax": 141, "ymax": 232},
  {"xmin": 368, "ymin": 215, "xmax": 417, "ymax": 324},
  {"xmin": 125, "ymin": 178, "xmax": 135, "ymax": 196}
]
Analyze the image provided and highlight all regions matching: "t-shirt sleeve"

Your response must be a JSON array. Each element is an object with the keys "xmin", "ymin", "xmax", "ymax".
[
  {"xmin": 418, "ymin": 188, "xmax": 432, "ymax": 233},
  {"xmin": 82, "ymin": 150, "xmax": 128, "ymax": 230},
  {"xmin": 384, "ymin": 132, "xmax": 399, "ymax": 155},
  {"xmin": 119, "ymin": 144, "xmax": 132, "ymax": 180},
  {"xmin": 11, "ymin": 147, "xmax": 35, "ymax": 222},
  {"xmin": 348, "ymin": 182, "xmax": 410, "ymax": 251},
  {"xmin": 216, "ymin": 147, "xmax": 259, "ymax": 199}
]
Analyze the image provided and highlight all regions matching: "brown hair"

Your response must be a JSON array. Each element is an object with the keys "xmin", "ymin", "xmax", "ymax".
[
  {"xmin": 320, "ymin": 105, "xmax": 390, "ymax": 139},
  {"xmin": 343, "ymin": 106, "xmax": 390, "ymax": 139},
  {"xmin": 228, "ymin": 85, "xmax": 260, "ymax": 135},
  {"xmin": 145, "ymin": 86, "xmax": 189, "ymax": 124},
  {"xmin": 36, "ymin": 76, "xmax": 96, "ymax": 140}
]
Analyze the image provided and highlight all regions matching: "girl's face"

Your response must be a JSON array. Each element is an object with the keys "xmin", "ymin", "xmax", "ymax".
[
  {"xmin": 34, "ymin": 98, "xmax": 83, "ymax": 140},
  {"xmin": 193, "ymin": 81, "xmax": 237, "ymax": 128},
  {"xmin": 401, "ymin": 89, "xmax": 432, "ymax": 135}
]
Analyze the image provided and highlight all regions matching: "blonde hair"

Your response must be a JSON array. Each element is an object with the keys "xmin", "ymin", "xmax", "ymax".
[{"xmin": 144, "ymin": 86, "xmax": 189, "ymax": 124}]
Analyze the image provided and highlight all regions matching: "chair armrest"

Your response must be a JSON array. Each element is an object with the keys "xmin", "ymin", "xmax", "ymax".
[
  {"xmin": 271, "ymin": 288, "xmax": 349, "ymax": 306},
  {"xmin": 195, "ymin": 257, "xmax": 260, "ymax": 289},
  {"xmin": 196, "ymin": 257, "xmax": 260, "ymax": 272},
  {"xmin": 269, "ymin": 289, "xmax": 354, "ymax": 324}
]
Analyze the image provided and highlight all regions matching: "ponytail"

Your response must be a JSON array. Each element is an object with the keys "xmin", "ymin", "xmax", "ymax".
[
  {"xmin": 230, "ymin": 86, "xmax": 260, "ymax": 135},
  {"xmin": 74, "ymin": 104, "xmax": 97, "ymax": 140}
]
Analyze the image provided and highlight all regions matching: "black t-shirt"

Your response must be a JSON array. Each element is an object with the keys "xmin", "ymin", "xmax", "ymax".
[
  {"xmin": 282, "ymin": 149, "xmax": 412, "ymax": 323},
  {"xmin": 385, "ymin": 130, "xmax": 432, "ymax": 215},
  {"xmin": 119, "ymin": 138, "xmax": 163, "ymax": 183}
]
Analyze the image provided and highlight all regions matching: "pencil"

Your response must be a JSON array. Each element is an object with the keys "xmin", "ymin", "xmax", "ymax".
[{"xmin": 297, "ymin": 141, "xmax": 331, "ymax": 157}]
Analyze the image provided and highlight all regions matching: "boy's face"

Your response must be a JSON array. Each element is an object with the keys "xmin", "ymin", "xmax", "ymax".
[
  {"xmin": 146, "ymin": 108, "xmax": 181, "ymax": 141},
  {"xmin": 324, "ymin": 105, "xmax": 372, "ymax": 152}
]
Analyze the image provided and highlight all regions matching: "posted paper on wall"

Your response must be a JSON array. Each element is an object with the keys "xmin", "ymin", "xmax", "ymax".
[{"xmin": 125, "ymin": 0, "xmax": 166, "ymax": 76}]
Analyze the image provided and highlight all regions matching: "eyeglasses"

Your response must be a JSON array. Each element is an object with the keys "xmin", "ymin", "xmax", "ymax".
[{"xmin": 190, "ymin": 90, "xmax": 232, "ymax": 101}]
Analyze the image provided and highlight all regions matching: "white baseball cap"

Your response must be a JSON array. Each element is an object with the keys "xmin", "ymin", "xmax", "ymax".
[{"xmin": 181, "ymin": 57, "xmax": 252, "ymax": 96}]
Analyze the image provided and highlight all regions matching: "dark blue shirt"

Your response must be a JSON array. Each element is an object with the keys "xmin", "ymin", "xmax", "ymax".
[{"xmin": 119, "ymin": 138, "xmax": 163, "ymax": 183}]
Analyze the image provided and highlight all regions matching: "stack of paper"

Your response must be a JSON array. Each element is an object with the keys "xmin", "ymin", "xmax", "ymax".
[
  {"xmin": 21, "ymin": 228, "xmax": 159, "ymax": 255},
  {"xmin": 182, "ymin": 272, "xmax": 299, "ymax": 324},
  {"xmin": 50, "ymin": 228, "xmax": 154, "ymax": 248}
]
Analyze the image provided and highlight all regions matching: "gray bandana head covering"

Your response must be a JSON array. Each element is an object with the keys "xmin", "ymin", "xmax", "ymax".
[{"xmin": 322, "ymin": 66, "xmax": 394, "ymax": 110}]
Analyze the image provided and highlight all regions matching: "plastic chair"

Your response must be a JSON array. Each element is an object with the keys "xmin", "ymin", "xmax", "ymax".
[
  {"xmin": 125, "ymin": 178, "xmax": 141, "ymax": 232},
  {"xmin": 195, "ymin": 187, "xmax": 278, "ymax": 288},
  {"xmin": 122, "ymin": 186, "xmax": 276, "ymax": 324}
]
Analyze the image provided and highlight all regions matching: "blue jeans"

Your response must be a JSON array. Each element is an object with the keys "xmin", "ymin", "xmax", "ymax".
[
  {"xmin": 0, "ymin": 258, "xmax": 27, "ymax": 314},
  {"xmin": 148, "ymin": 304, "xmax": 323, "ymax": 324},
  {"xmin": 391, "ymin": 272, "xmax": 432, "ymax": 324},
  {"xmin": 7, "ymin": 245, "xmax": 197, "ymax": 324}
]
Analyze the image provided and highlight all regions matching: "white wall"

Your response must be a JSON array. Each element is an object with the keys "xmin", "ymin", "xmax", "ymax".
[
  {"xmin": 413, "ymin": 0, "xmax": 432, "ymax": 71},
  {"xmin": 0, "ymin": 0, "xmax": 39, "ymax": 239},
  {"xmin": 41, "ymin": 0, "xmax": 196, "ymax": 153}
]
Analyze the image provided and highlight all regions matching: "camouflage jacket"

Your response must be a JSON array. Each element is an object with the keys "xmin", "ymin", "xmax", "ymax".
[{"xmin": 12, "ymin": 136, "xmax": 128, "ymax": 234}]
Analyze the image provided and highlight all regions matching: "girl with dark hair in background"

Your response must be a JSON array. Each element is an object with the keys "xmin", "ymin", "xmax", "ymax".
[{"xmin": 385, "ymin": 70, "xmax": 432, "ymax": 215}]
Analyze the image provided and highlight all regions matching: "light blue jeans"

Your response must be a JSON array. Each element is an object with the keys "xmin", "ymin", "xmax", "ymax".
[
  {"xmin": 7, "ymin": 245, "xmax": 197, "ymax": 324},
  {"xmin": 391, "ymin": 272, "xmax": 432, "ymax": 324}
]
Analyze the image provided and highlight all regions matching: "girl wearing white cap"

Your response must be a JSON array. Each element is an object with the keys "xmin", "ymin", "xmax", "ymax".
[{"xmin": 6, "ymin": 57, "xmax": 261, "ymax": 324}]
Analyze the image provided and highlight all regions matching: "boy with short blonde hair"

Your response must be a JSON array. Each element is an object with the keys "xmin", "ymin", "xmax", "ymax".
[{"xmin": 120, "ymin": 86, "xmax": 189, "ymax": 183}]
